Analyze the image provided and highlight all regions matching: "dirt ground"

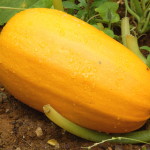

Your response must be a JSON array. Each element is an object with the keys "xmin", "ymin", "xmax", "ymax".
[{"xmin": 1, "ymin": 86, "xmax": 150, "ymax": 150}]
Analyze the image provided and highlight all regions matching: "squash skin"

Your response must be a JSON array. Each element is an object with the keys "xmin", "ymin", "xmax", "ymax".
[{"xmin": 0, "ymin": 8, "xmax": 150, "ymax": 133}]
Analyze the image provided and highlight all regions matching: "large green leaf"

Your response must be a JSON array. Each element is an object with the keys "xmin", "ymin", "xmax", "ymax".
[
  {"xmin": 63, "ymin": 1, "xmax": 79, "ymax": 10},
  {"xmin": 0, "ymin": 0, "xmax": 52, "ymax": 25},
  {"xmin": 76, "ymin": 9, "xmax": 87, "ymax": 20},
  {"xmin": 78, "ymin": 0, "xmax": 87, "ymax": 7},
  {"xmin": 95, "ymin": 2, "xmax": 120, "ymax": 24}
]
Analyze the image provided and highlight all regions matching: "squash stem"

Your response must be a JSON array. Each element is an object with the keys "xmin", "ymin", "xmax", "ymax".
[
  {"xmin": 121, "ymin": 17, "xmax": 130, "ymax": 46},
  {"xmin": 126, "ymin": 35, "xmax": 147, "ymax": 65},
  {"xmin": 121, "ymin": 17, "xmax": 147, "ymax": 66},
  {"xmin": 43, "ymin": 104, "xmax": 150, "ymax": 144},
  {"xmin": 52, "ymin": 0, "xmax": 64, "ymax": 11},
  {"xmin": 43, "ymin": 104, "xmax": 112, "ymax": 142}
]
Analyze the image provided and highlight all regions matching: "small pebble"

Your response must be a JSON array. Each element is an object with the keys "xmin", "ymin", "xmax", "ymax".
[
  {"xmin": 61, "ymin": 129, "xmax": 66, "ymax": 135},
  {"xmin": 5, "ymin": 109, "xmax": 10, "ymax": 113},
  {"xmin": 47, "ymin": 139, "xmax": 59, "ymax": 148},
  {"xmin": 35, "ymin": 127, "xmax": 43, "ymax": 137},
  {"xmin": 16, "ymin": 148, "xmax": 21, "ymax": 150},
  {"xmin": 107, "ymin": 147, "xmax": 113, "ymax": 150}
]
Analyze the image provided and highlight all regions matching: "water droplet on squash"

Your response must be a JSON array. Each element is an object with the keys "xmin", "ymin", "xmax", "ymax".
[
  {"xmin": 113, "ymin": 126, "xmax": 117, "ymax": 129},
  {"xmin": 117, "ymin": 116, "xmax": 120, "ymax": 120},
  {"xmin": 82, "ymin": 73, "xmax": 89, "ymax": 78},
  {"xmin": 73, "ymin": 103, "xmax": 76, "ymax": 106}
]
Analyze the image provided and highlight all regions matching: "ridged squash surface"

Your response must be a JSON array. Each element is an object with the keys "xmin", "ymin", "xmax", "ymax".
[{"xmin": 0, "ymin": 8, "xmax": 150, "ymax": 133}]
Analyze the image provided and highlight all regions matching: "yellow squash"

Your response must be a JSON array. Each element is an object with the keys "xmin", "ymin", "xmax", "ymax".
[{"xmin": 0, "ymin": 8, "xmax": 150, "ymax": 133}]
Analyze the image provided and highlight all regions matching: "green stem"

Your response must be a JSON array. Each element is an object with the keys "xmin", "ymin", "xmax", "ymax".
[
  {"xmin": 142, "ymin": 0, "xmax": 146, "ymax": 10},
  {"xmin": 137, "ymin": 21, "xmax": 143, "ymax": 33},
  {"xmin": 108, "ymin": 21, "xmax": 111, "ymax": 29},
  {"xmin": 86, "ymin": 0, "xmax": 91, "ymax": 21},
  {"xmin": 126, "ymin": 35, "xmax": 147, "ymax": 64},
  {"xmin": 124, "ymin": 0, "xmax": 140, "ymax": 22},
  {"xmin": 141, "ymin": 11, "xmax": 150, "ymax": 33},
  {"xmin": 53, "ymin": 0, "xmax": 64, "ymax": 11},
  {"xmin": 83, "ymin": 136, "xmax": 150, "ymax": 149},
  {"xmin": 144, "ymin": 7, "xmax": 150, "ymax": 17},
  {"xmin": 132, "ymin": 0, "xmax": 143, "ymax": 17},
  {"xmin": 87, "ymin": 14, "xmax": 100, "ymax": 23},
  {"xmin": 43, "ymin": 104, "xmax": 150, "ymax": 144},
  {"xmin": 121, "ymin": 17, "xmax": 148, "ymax": 65},
  {"xmin": 146, "ymin": 0, "xmax": 150, "ymax": 9},
  {"xmin": 95, "ymin": 19, "xmax": 109, "ymax": 24},
  {"xmin": 0, "ymin": 6, "xmax": 25, "ymax": 10},
  {"xmin": 121, "ymin": 17, "xmax": 130, "ymax": 46},
  {"xmin": 43, "ymin": 104, "xmax": 112, "ymax": 142},
  {"xmin": 130, "ymin": 0, "xmax": 135, "ymax": 12}
]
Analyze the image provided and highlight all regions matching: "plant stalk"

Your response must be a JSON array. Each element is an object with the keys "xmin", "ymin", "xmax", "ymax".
[
  {"xmin": 141, "ymin": 11, "xmax": 150, "ymax": 33},
  {"xmin": 126, "ymin": 35, "xmax": 147, "ymax": 64},
  {"xmin": 53, "ymin": 0, "xmax": 64, "ymax": 11},
  {"xmin": 43, "ymin": 104, "xmax": 150, "ymax": 144},
  {"xmin": 124, "ymin": 0, "xmax": 140, "ymax": 22},
  {"xmin": 121, "ymin": 17, "xmax": 147, "ymax": 65},
  {"xmin": 0, "ymin": 6, "xmax": 25, "ymax": 10},
  {"xmin": 121, "ymin": 17, "xmax": 130, "ymax": 46},
  {"xmin": 144, "ymin": 7, "xmax": 150, "ymax": 17},
  {"xmin": 132, "ymin": 0, "xmax": 143, "ymax": 17},
  {"xmin": 43, "ymin": 104, "xmax": 112, "ymax": 142},
  {"xmin": 142, "ymin": 0, "xmax": 146, "ymax": 10}
]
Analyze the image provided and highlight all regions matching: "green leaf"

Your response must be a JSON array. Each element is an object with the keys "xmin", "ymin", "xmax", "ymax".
[
  {"xmin": 91, "ymin": 24, "xmax": 100, "ymax": 30},
  {"xmin": 75, "ymin": 9, "xmax": 87, "ymax": 20},
  {"xmin": 131, "ymin": 0, "xmax": 143, "ymax": 17},
  {"xmin": 103, "ymin": 28, "xmax": 115, "ymax": 38},
  {"xmin": 91, "ymin": 0, "xmax": 108, "ymax": 8},
  {"xmin": 30, "ymin": 0, "xmax": 52, "ymax": 8},
  {"xmin": 0, "ymin": 0, "xmax": 52, "ymax": 25},
  {"xmin": 78, "ymin": 0, "xmax": 87, "ymax": 7},
  {"xmin": 63, "ymin": 1, "xmax": 79, "ymax": 10},
  {"xmin": 140, "ymin": 46, "xmax": 150, "ymax": 52},
  {"xmin": 67, "ymin": 0, "xmax": 75, "ymax": 2},
  {"xmin": 97, "ymin": 23, "xmax": 104, "ymax": 30},
  {"xmin": 95, "ymin": 2, "xmax": 120, "ymax": 24}
]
